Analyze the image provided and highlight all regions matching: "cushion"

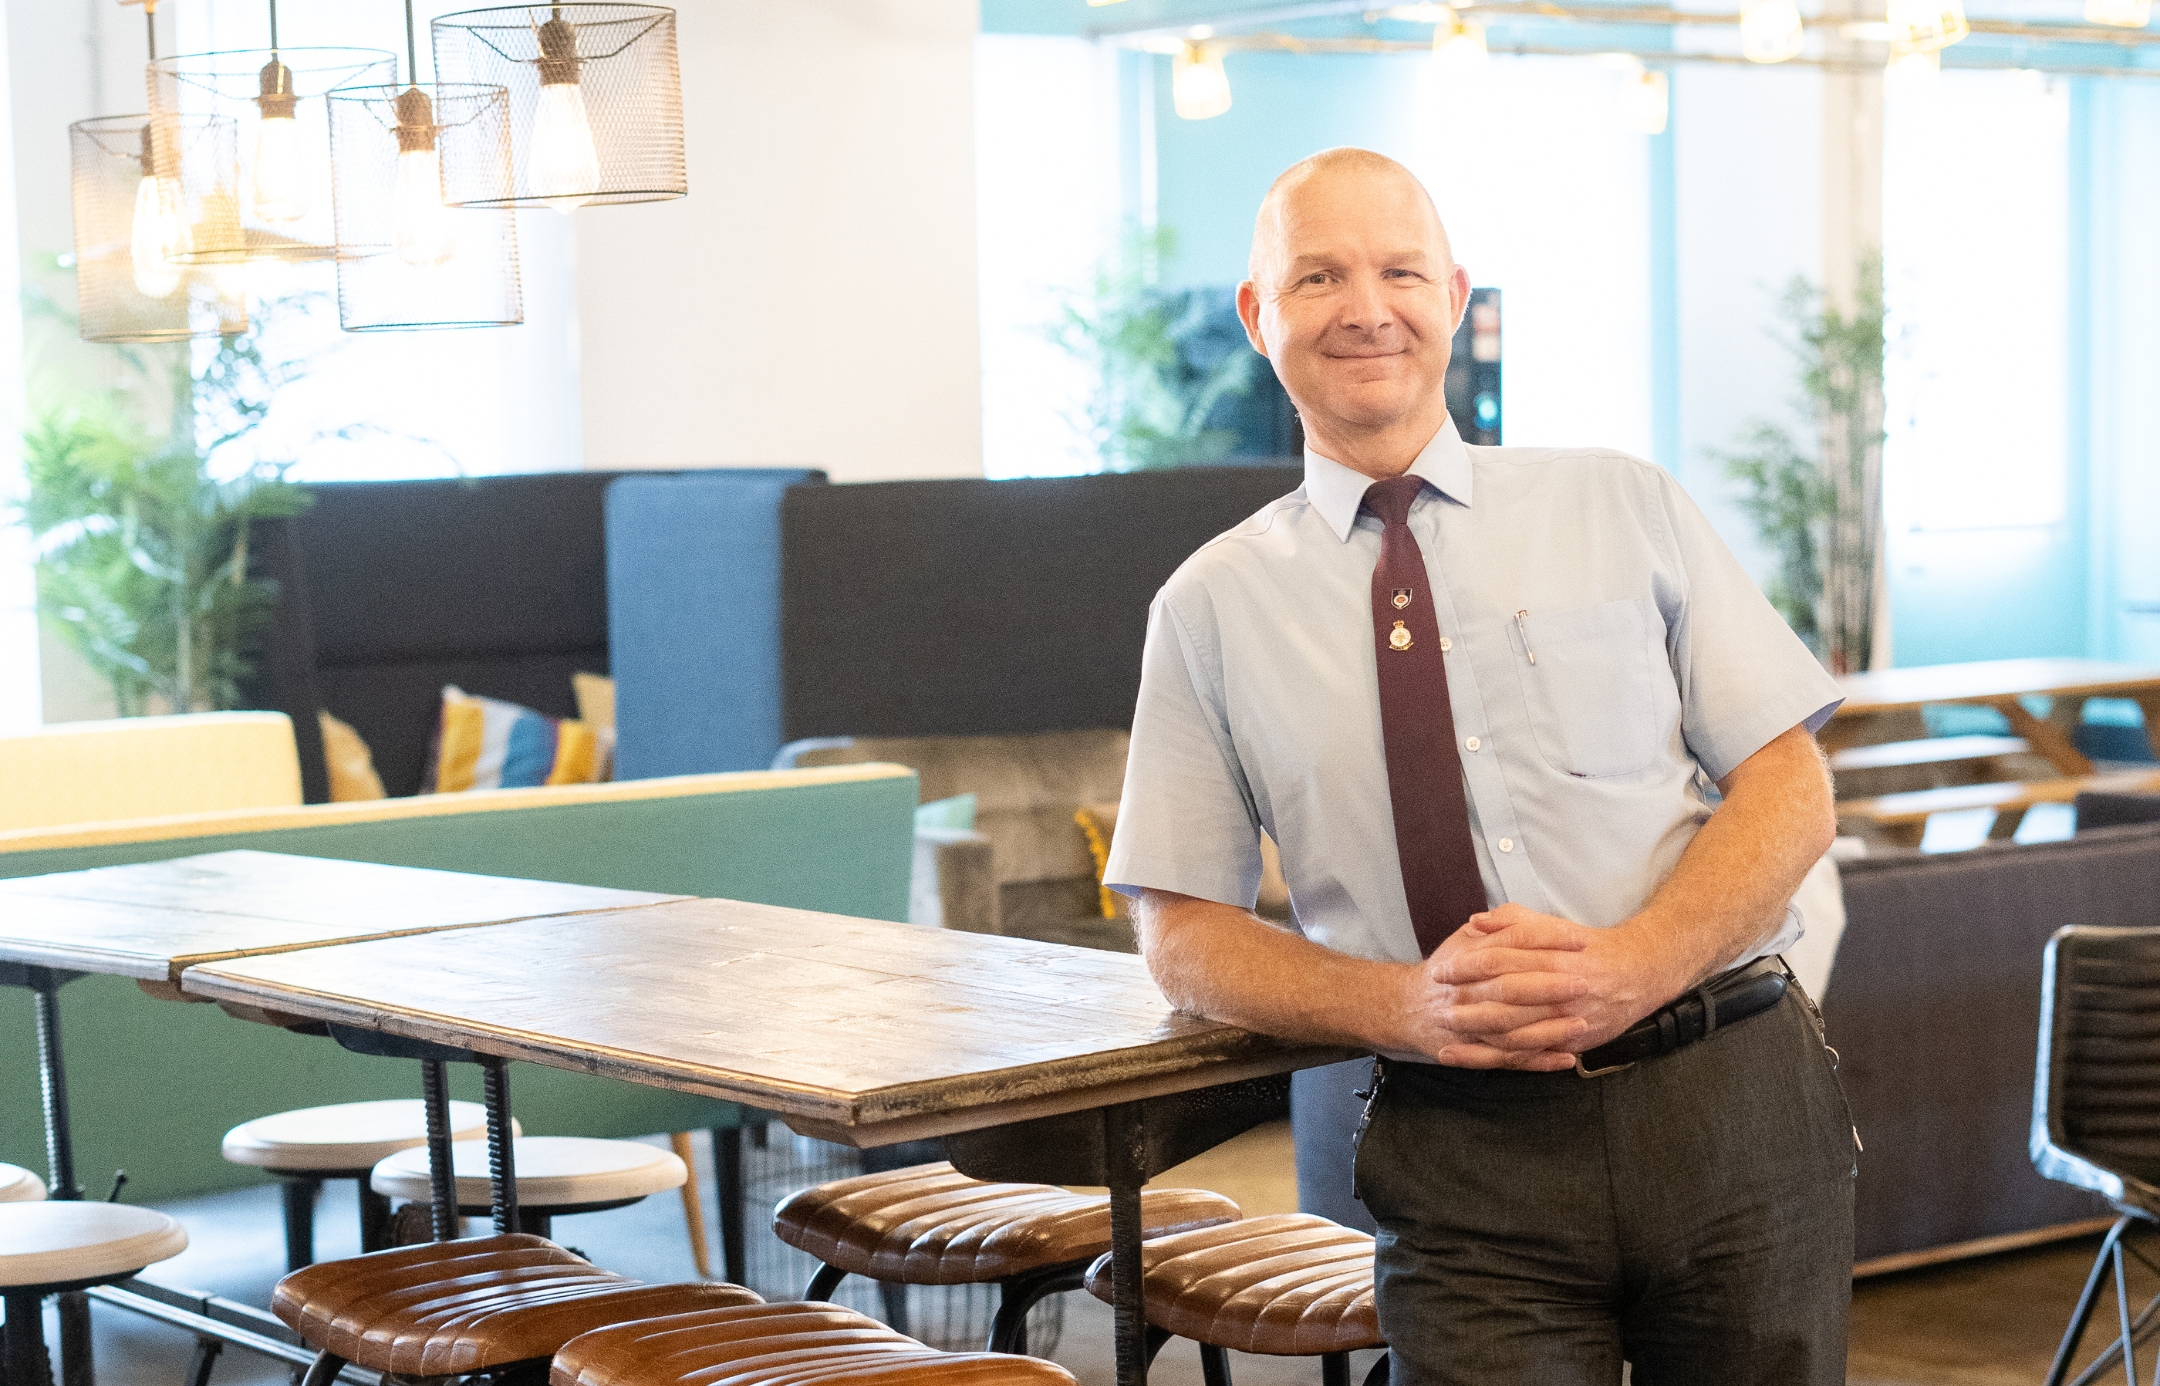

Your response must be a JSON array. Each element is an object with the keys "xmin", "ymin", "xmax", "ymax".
[
  {"xmin": 0, "ymin": 1202, "xmax": 187, "ymax": 1288},
  {"xmin": 430, "ymin": 686, "xmax": 600, "ymax": 793},
  {"xmin": 319, "ymin": 712, "xmax": 387, "ymax": 802},
  {"xmin": 1077, "ymin": 800, "xmax": 1291, "ymax": 922},
  {"xmin": 0, "ymin": 712, "xmax": 302, "ymax": 831},
  {"xmin": 913, "ymin": 793, "xmax": 977, "ymax": 832},
  {"xmin": 573, "ymin": 672, "xmax": 617, "ymax": 781},
  {"xmin": 1082, "ymin": 1213, "xmax": 1379, "ymax": 1356}
]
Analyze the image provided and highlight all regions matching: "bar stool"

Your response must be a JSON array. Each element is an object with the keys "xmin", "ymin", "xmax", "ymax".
[
  {"xmin": 550, "ymin": 1300, "xmax": 1080, "ymax": 1386},
  {"xmin": 1084, "ymin": 1214, "xmax": 1385, "ymax": 1386},
  {"xmin": 372, "ymin": 1135, "xmax": 688, "ymax": 1239},
  {"xmin": 774, "ymin": 1160, "xmax": 1241, "ymax": 1351},
  {"xmin": 0, "ymin": 1201, "xmax": 188, "ymax": 1384},
  {"xmin": 0, "ymin": 1163, "xmax": 47, "ymax": 1203},
  {"xmin": 222, "ymin": 1098, "xmax": 497, "ymax": 1269}
]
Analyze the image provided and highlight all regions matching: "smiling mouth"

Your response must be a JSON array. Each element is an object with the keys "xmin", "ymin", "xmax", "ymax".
[{"xmin": 1325, "ymin": 349, "xmax": 1406, "ymax": 360}]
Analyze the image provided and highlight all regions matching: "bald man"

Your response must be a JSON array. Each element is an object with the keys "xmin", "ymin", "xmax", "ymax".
[{"xmin": 1102, "ymin": 148, "xmax": 1855, "ymax": 1384}]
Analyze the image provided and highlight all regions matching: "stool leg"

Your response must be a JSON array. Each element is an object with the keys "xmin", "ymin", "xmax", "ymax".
[
  {"xmin": 1321, "ymin": 1352, "xmax": 1348, "ymax": 1386},
  {"xmin": 669, "ymin": 1133, "xmax": 713, "ymax": 1279},
  {"xmin": 1199, "ymin": 1344, "xmax": 1234, "ymax": 1386},
  {"xmin": 281, "ymin": 1178, "xmax": 321, "ymax": 1272},
  {"xmin": 714, "ymin": 1124, "xmax": 746, "ymax": 1287},
  {"xmin": 990, "ymin": 1264, "xmax": 1086, "ymax": 1354},
  {"xmin": 55, "ymin": 1291, "xmax": 89, "ymax": 1386},
  {"xmin": 184, "ymin": 1335, "xmax": 224, "ymax": 1386},
  {"xmin": 298, "ymin": 1351, "xmax": 346, "ymax": 1386},
  {"xmin": 4, "ymin": 1291, "xmax": 53, "ymax": 1386},
  {"xmin": 356, "ymin": 1183, "xmax": 393, "ymax": 1254},
  {"xmin": 516, "ymin": 1208, "xmax": 553, "ymax": 1240},
  {"xmin": 1143, "ymin": 1327, "xmax": 1172, "ymax": 1367},
  {"xmin": 1360, "ymin": 1353, "xmax": 1390, "ymax": 1386},
  {"xmin": 877, "ymin": 1280, "xmax": 910, "ymax": 1338},
  {"xmin": 805, "ymin": 1265, "xmax": 848, "ymax": 1301}
]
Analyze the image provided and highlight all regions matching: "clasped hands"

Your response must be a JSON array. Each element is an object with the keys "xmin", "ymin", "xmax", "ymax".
[{"xmin": 1398, "ymin": 902, "xmax": 1693, "ymax": 1071}]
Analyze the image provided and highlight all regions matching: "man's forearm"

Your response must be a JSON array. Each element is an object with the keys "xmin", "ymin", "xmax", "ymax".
[
  {"xmin": 1621, "ymin": 725, "xmax": 1838, "ymax": 994},
  {"xmin": 1134, "ymin": 893, "xmax": 1412, "ymax": 1049}
]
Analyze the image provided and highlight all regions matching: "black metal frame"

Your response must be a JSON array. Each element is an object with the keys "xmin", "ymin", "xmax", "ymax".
[
  {"xmin": 2043, "ymin": 1214, "xmax": 2160, "ymax": 1386},
  {"xmin": 801, "ymin": 1258, "xmax": 1085, "ymax": 1355},
  {"xmin": 265, "ymin": 1168, "xmax": 397, "ymax": 1272}
]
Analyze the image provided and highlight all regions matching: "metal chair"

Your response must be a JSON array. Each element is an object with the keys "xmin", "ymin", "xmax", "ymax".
[{"xmin": 2032, "ymin": 924, "xmax": 2160, "ymax": 1385}]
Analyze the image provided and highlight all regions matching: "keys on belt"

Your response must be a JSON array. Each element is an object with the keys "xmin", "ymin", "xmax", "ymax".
[{"xmin": 1573, "ymin": 956, "xmax": 1788, "ymax": 1077}]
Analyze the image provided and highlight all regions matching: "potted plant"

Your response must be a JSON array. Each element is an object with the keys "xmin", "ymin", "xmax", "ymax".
[{"xmin": 1715, "ymin": 259, "xmax": 1887, "ymax": 674}]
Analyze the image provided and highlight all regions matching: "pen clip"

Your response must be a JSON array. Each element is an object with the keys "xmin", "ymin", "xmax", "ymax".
[{"xmin": 1515, "ymin": 610, "xmax": 1536, "ymax": 665}]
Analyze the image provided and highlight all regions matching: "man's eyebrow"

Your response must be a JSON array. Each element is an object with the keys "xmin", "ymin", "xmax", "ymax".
[{"xmin": 1282, "ymin": 247, "xmax": 1436, "ymax": 276}]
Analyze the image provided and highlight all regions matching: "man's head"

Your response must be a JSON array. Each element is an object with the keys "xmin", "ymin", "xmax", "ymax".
[{"xmin": 1237, "ymin": 149, "xmax": 1469, "ymax": 469}]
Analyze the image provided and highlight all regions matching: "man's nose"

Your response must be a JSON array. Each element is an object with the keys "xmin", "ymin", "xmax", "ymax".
[{"xmin": 1337, "ymin": 273, "xmax": 1394, "ymax": 332}]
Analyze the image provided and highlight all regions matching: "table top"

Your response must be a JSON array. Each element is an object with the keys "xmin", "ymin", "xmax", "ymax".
[
  {"xmin": 180, "ymin": 896, "xmax": 1355, "ymax": 1147},
  {"xmin": 0, "ymin": 850, "xmax": 685, "ymax": 983},
  {"xmin": 1832, "ymin": 658, "xmax": 2160, "ymax": 717}
]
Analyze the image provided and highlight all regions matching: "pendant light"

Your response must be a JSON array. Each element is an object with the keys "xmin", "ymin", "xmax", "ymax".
[
  {"xmin": 1172, "ymin": 41, "xmax": 1233, "ymax": 120},
  {"xmin": 1886, "ymin": 0, "xmax": 1970, "ymax": 52},
  {"xmin": 2084, "ymin": 0, "xmax": 2152, "ymax": 28},
  {"xmin": 1740, "ymin": 0, "xmax": 1806, "ymax": 63},
  {"xmin": 1432, "ymin": 7, "xmax": 1490, "ymax": 80},
  {"xmin": 431, "ymin": 5, "xmax": 684, "ymax": 210},
  {"xmin": 148, "ymin": 2, "xmax": 393, "ymax": 265},
  {"xmin": 326, "ymin": 1, "xmax": 521, "ymax": 330},
  {"xmin": 67, "ymin": 0, "xmax": 242, "ymax": 342}
]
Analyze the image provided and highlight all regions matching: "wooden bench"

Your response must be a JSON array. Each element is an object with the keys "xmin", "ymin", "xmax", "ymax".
[
  {"xmin": 1828, "ymin": 735, "xmax": 2043, "ymax": 798},
  {"xmin": 1837, "ymin": 771, "xmax": 2160, "ymax": 849}
]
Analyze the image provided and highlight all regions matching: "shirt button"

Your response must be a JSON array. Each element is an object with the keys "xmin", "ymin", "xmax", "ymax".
[
  {"xmin": 1498, "ymin": 837, "xmax": 1515, "ymax": 853},
  {"xmin": 1439, "ymin": 636, "xmax": 1454, "ymax": 652},
  {"xmin": 1464, "ymin": 736, "xmax": 1481, "ymax": 752}
]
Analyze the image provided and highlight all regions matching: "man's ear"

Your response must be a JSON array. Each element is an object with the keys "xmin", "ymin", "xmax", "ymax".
[
  {"xmin": 1236, "ymin": 280, "xmax": 1270, "ymax": 358},
  {"xmin": 1447, "ymin": 262, "xmax": 1472, "ymax": 334}
]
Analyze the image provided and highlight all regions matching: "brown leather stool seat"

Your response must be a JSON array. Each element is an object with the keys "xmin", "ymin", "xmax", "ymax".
[
  {"xmin": 1084, "ymin": 1214, "xmax": 1383, "ymax": 1386},
  {"xmin": 273, "ymin": 1233, "xmax": 761, "ymax": 1382},
  {"xmin": 774, "ymin": 1161, "xmax": 1240, "ymax": 1352},
  {"xmin": 552, "ymin": 1301, "xmax": 1080, "ymax": 1386}
]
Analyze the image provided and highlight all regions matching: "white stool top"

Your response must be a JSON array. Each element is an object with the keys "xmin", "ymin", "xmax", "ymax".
[
  {"xmin": 0, "ymin": 1203, "xmax": 186, "ymax": 1289},
  {"xmin": 223, "ymin": 1100, "xmax": 508, "ymax": 1171},
  {"xmin": 0, "ymin": 1164, "xmax": 47, "ymax": 1203},
  {"xmin": 370, "ymin": 1136, "xmax": 687, "ymax": 1208}
]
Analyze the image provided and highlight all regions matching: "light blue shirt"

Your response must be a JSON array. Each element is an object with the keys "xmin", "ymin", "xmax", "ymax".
[{"xmin": 1103, "ymin": 418, "xmax": 1844, "ymax": 968}]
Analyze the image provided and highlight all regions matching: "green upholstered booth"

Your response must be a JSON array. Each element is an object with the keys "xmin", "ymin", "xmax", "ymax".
[{"xmin": 0, "ymin": 764, "xmax": 915, "ymax": 1202}]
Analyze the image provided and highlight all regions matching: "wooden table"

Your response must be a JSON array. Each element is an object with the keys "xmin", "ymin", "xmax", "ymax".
[
  {"xmin": 181, "ymin": 895, "xmax": 1356, "ymax": 1386},
  {"xmin": 0, "ymin": 850, "xmax": 683, "ymax": 1386},
  {"xmin": 1826, "ymin": 658, "xmax": 2160, "ymax": 774}
]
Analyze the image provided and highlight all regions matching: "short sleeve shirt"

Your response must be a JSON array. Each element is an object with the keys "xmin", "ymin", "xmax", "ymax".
[{"xmin": 1102, "ymin": 418, "xmax": 1845, "ymax": 967}]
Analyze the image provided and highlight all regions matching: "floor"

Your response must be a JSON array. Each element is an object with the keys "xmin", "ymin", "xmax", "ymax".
[{"xmin": 25, "ymin": 1123, "xmax": 2152, "ymax": 1386}]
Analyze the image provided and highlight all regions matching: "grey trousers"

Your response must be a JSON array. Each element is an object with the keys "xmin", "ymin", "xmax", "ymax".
[{"xmin": 1356, "ymin": 989, "xmax": 1856, "ymax": 1386}]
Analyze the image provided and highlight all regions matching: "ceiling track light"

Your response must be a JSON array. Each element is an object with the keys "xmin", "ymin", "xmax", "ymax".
[
  {"xmin": 1432, "ymin": 5, "xmax": 1490, "ymax": 76},
  {"xmin": 430, "ymin": 5, "xmax": 685, "ymax": 210},
  {"xmin": 1886, "ymin": 0, "xmax": 1970, "ymax": 52},
  {"xmin": 1172, "ymin": 39, "xmax": 1234, "ymax": 119},
  {"xmin": 2084, "ymin": 0, "xmax": 2152, "ymax": 27},
  {"xmin": 1740, "ymin": 0, "xmax": 1806, "ymax": 62}
]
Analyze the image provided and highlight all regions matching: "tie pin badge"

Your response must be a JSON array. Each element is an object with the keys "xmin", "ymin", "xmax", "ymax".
[
  {"xmin": 1389, "ymin": 621, "xmax": 1413, "ymax": 652},
  {"xmin": 1391, "ymin": 588, "xmax": 1412, "ymax": 610}
]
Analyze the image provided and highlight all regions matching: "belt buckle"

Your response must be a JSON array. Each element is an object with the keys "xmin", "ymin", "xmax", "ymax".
[{"xmin": 1573, "ymin": 1054, "xmax": 1635, "ymax": 1079}]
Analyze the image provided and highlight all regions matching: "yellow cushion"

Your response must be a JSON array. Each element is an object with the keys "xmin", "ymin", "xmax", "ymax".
[
  {"xmin": 0, "ymin": 713, "xmax": 302, "ymax": 833},
  {"xmin": 430, "ymin": 687, "xmax": 599, "ymax": 793},
  {"xmin": 572, "ymin": 673, "xmax": 616, "ymax": 781},
  {"xmin": 318, "ymin": 713, "xmax": 387, "ymax": 803}
]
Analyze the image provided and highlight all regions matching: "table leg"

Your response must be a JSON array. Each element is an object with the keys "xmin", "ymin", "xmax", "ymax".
[
  {"xmin": 419, "ymin": 1061, "xmax": 457, "ymax": 1242},
  {"xmin": 1104, "ymin": 1101, "xmax": 1148, "ymax": 1386},
  {"xmin": 480, "ymin": 1057, "xmax": 519, "ymax": 1236},
  {"xmin": 1994, "ymin": 698, "xmax": 2094, "ymax": 776},
  {"xmin": 31, "ymin": 975, "xmax": 81, "ymax": 1202}
]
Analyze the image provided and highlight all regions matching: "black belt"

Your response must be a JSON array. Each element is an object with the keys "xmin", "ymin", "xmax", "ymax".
[{"xmin": 1573, "ymin": 956, "xmax": 1788, "ymax": 1078}]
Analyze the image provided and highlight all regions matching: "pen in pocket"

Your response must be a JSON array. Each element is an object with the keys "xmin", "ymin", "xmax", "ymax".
[{"xmin": 1515, "ymin": 610, "xmax": 1536, "ymax": 664}]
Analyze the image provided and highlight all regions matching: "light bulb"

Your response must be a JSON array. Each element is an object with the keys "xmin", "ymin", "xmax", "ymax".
[
  {"xmin": 1887, "ymin": 0, "xmax": 1969, "ymax": 52},
  {"xmin": 393, "ymin": 148, "xmax": 458, "ymax": 268},
  {"xmin": 1432, "ymin": 9, "xmax": 1489, "ymax": 78},
  {"xmin": 1885, "ymin": 46, "xmax": 1941, "ymax": 100},
  {"xmin": 528, "ymin": 83, "xmax": 602, "ymax": 210},
  {"xmin": 1741, "ymin": 0, "xmax": 1806, "ymax": 62},
  {"xmin": 2085, "ymin": 0, "xmax": 2152, "ymax": 26},
  {"xmin": 1172, "ymin": 42, "xmax": 1232, "ymax": 121},
  {"xmin": 129, "ymin": 125, "xmax": 187, "ymax": 299},
  {"xmin": 251, "ymin": 59, "xmax": 306, "ymax": 224},
  {"xmin": 1618, "ymin": 65, "xmax": 1669, "ymax": 134}
]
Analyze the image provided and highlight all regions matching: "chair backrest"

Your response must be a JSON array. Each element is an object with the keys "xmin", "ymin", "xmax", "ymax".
[
  {"xmin": 2032, "ymin": 925, "xmax": 2160, "ymax": 1207},
  {"xmin": 0, "ymin": 713, "xmax": 302, "ymax": 833}
]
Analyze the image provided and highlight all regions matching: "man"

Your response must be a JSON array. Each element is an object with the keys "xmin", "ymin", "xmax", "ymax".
[{"xmin": 1102, "ymin": 147, "xmax": 1855, "ymax": 1385}]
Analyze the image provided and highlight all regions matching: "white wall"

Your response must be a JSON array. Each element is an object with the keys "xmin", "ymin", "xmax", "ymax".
[{"xmin": 576, "ymin": 0, "xmax": 984, "ymax": 483}]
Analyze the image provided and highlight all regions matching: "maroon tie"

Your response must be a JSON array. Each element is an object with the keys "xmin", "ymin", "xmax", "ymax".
[{"xmin": 1364, "ymin": 474, "xmax": 1488, "ymax": 956}]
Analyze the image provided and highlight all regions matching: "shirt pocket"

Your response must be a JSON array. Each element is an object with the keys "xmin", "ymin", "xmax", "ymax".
[{"xmin": 1508, "ymin": 597, "xmax": 1665, "ymax": 778}]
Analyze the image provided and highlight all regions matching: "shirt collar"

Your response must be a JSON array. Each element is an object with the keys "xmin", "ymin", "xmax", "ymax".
[{"xmin": 1301, "ymin": 417, "xmax": 1475, "ymax": 543}]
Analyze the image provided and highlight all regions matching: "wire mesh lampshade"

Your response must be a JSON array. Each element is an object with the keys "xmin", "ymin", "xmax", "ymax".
[
  {"xmin": 149, "ymin": 48, "xmax": 397, "ymax": 263},
  {"xmin": 69, "ymin": 113, "xmax": 249, "ymax": 343},
  {"xmin": 326, "ymin": 82, "xmax": 522, "ymax": 331},
  {"xmin": 431, "ymin": 5, "xmax": 683, "ymax": 209}
]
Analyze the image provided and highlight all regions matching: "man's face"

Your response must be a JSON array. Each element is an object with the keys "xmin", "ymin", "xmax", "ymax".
[{"xmin": 1237, "ymin": 168, "xmax": 1470, "ymax": 441}]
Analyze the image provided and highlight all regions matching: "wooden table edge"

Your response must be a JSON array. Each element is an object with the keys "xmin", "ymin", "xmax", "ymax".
[
  {"xmin": 178, "ymin": 964, "xmax": 1354, "ymax": 1147},
  {"xmin": 1830, "ymin": 676, "xmax": 2160, "ymax": 718}
]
